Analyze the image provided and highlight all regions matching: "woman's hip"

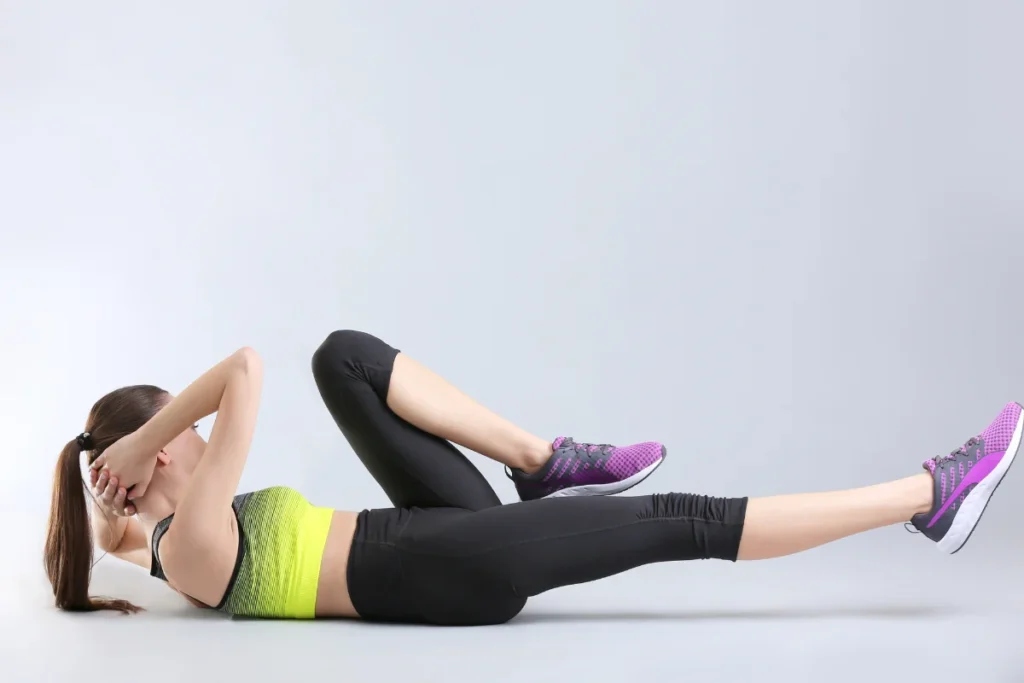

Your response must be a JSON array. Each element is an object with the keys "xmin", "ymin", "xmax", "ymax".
[{"xmin": 346, "ymin": 506, "xmax": 527, "ymax": 625}]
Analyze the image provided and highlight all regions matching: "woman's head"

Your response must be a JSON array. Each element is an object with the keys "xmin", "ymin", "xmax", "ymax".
[{"xmin": 44, "ymin": 385, "xmax": 169, "ymax": 613}]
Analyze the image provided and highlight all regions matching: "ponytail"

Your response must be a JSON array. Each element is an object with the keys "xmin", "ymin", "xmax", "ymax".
[{"xmin": 43, "ymin": 439, "xmax": 140, "ymax": 613}]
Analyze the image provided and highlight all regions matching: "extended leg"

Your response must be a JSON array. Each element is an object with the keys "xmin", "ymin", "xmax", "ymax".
[{"xmin": 401, "ymin": 475, "xmax": 934, "ymax": 625}]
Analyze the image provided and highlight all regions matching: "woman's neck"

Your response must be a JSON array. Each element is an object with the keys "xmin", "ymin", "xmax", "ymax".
[{"xmin": 135, "ymin": 473, "xmax": 186, "ymax": 522}]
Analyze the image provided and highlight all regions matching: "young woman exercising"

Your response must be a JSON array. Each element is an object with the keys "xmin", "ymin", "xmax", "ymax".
[{"xmin": 45, "ymin": 330, "xmax": 1021, "ymax": 624}]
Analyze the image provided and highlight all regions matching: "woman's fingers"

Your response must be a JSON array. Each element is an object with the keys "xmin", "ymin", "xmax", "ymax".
[
  {"xmin": 87, "ymin": 465, "xmax": 135, "ymax": 516},
  {"xmin": 112, "ymin": 487, "xmax": 128, "ymax": 514},
  {"xmin": 114, "ymin": 483, "xmax": 136, "ymax": 516},
  {"xmin": 90, "ymin": 471, "xmax": 126, "ymax": 516},
  {"xmin": 95, "ymin": 469, "xmax": 109, "ymax": 498},
  {"xmin": 90, "ymin": 453, "xmax": 105, "ymax": 470},
  {"xmin": 103, "ymin": 476, "xmax": 118, "ymax": 503}
]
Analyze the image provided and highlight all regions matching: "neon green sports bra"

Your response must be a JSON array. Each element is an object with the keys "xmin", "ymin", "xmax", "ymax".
[{"xmin": 150, "ymin": 486, "xmax": 334, "ymax": 618}]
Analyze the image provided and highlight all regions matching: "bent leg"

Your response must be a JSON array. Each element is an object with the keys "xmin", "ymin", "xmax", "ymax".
[
  {"xmin": 311, "ymin": 329, "xmax": 501, "ymax": 511},
  {"xmin": 315, "ymin": 330, "xmax": 668, "ymax": 504}
]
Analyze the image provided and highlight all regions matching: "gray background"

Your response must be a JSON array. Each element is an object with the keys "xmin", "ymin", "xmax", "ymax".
[{"xmin": 2, "ymin": 1, "xmax": 1023, "ymax": 681}]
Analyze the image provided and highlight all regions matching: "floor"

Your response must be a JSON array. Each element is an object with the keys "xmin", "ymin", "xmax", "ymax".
[{"xmin": 5, "ymin": 532, "xmax": 1023, "ymax": 683}]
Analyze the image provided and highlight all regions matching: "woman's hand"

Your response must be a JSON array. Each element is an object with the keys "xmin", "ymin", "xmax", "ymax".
[
  {"xmin": 89, "ymin": 467, "xmax": 137, "ymax": 518},
  {"xmin": 90, "ymin": 431, "xmax": 159, "ymax": 501}
]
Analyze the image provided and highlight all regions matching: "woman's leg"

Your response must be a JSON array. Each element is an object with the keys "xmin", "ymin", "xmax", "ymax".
[
  {"xmin": 743, "ymin": 400, "xmax": 1023, "ymax": 558},
  {"xmin": 312, "ymin": 329, "xmax": 502, "ymax": 510},
  {"xmin": 312, "ymin": 330, "xmax": 667, "ymax": 503},
  {"xmin": 386, "ymin": 352, "xmax": 552, "ymax": 473},
  {"xmin": 400, "ymin": 402, "xmax": 1021, "ymax": 624},
  {"xmin": 737, "ymin": 475, "xmax": 930, "ymax": 559}
]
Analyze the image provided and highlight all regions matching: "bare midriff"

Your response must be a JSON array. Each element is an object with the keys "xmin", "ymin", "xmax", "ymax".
[{"xmin": 314, "ymin": 510, "xmax": 361, "ymax": 618}]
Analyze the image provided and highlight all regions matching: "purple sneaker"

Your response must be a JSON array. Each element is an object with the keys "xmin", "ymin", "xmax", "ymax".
[
  {"xmin": 909, "ymin": 402, "xmax": 1024, "ymax": 554},
  {"xmin": 508, "ymin": 437, "xmax": 666, "ymax": 501}
]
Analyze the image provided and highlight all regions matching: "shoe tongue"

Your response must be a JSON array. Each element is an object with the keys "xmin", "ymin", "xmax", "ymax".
[{"xmin": 552, "ymin": 436, "xmax": 570, "ymax": 450}]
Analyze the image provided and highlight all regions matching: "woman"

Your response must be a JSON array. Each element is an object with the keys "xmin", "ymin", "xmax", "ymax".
[{"xmin": 45, "ymin": 330, "xmax": 1021, "ymax": 623}]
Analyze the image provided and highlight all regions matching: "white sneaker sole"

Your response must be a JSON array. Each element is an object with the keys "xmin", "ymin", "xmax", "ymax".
[
  {"xmin": 936, "ymin": 405, "xmax": 1024, "ymax": 554},
  {"xmin": 541, "ymin": 447, "xmax": 667, "ymax": 499}
]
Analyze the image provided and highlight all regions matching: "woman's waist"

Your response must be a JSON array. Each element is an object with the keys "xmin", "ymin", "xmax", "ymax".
[{"xmin": 313, "ymin": 509, "xmax": 359, "ymax": 617}]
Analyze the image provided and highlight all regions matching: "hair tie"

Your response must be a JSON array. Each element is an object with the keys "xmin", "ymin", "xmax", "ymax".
[{"xmin": 76, "ymin": 432, "xmax": 94, "ymax": 451}]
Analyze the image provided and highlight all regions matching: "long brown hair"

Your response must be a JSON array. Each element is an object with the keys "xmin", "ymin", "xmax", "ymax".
[{"xmin": 44, "ymin": 385, "xmax": 169, "ymax": 613}]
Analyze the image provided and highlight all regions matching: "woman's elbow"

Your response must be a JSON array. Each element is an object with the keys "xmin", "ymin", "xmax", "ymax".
[{"xmin": 232, "ymin": 347, "xmax": 263, "ymax": 376}]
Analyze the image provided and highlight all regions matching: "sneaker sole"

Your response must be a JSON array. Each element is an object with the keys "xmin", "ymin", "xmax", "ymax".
[
  {"xmin": 938, "ymin": 404, "xmax": 1024, "ymax": 554},
  {"xmin": 540, "ymin": 445, "xmax": 668, "ymax": 499}
]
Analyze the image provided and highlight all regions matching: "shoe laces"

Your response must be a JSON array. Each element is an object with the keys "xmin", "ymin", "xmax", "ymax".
[
  {"xmin": 935, "ymin": 436, "xmax": 980, "ymax": 465},
  {"xmin": 563, "ymin": 439, "xmax": 613, "ymax": 463}
]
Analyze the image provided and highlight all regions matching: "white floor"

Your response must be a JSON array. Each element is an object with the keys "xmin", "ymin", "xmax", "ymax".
[{"xmin": 5, "ymin": 531, "xmax": 1024, "ymax": 683}]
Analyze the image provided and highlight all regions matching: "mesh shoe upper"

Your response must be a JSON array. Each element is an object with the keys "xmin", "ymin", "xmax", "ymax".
[{"xmin": 510, "ymin": 437, "xmax": 665, "ymax": 501}]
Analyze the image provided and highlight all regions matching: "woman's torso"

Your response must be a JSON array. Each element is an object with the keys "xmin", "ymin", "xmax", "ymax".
[{"xmin": 150, "ymin": 486, "xmax": 360, "ymax": 619}]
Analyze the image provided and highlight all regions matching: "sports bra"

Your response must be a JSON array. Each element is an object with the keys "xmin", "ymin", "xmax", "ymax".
[{"xmin": 150, "ymin": 486, "xmax": 334, "ymax": 618}]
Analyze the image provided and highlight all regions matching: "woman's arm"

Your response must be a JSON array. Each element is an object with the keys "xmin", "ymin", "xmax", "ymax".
[
  {"xmin": 131, "ymin": 346, "xmax": 263, "ymax": 535},
  {"xmin": 93, "ymin": 513, "xmax": 151, "ymax": 569},
  {"xmin": 165, "ymin": 346, "xmax": 263, "ymax": 536},
  {"xmin": 90, "ymin": 469, "xmax": 151, "ymax": 569},
  {"xmin": 132, "ymin": 347, "xmax": 263, "ymax": 604},
  {"xmin": 85, "ymin": 347, "xmax": 262, "ymax": 604},
  {"xmin": 91, "ymin": 500, "xmax": 129, "ymax": 550}
]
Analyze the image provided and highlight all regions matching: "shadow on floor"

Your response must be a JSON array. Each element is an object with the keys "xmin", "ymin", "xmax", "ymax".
[{"xmin": 511, "ymin": 604, "xmax": 962, "ymax": 623}]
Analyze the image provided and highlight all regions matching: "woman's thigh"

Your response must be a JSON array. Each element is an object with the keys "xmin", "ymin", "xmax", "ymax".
[
  {"xmin": 311, "ymin": 329, "xmax": 501, "ymax": 511},
  {"xmin": 397, "ymin": 493, "xmax": 746, "ymax": 623}
]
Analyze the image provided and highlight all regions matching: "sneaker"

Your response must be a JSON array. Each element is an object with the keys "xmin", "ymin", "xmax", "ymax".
[
  {"xmin": 508, "ymin": 437, "xmax": 666, "ymax": 501},
  {"xmin": 909, "ymin": 402, "xmax": 1023, "ymax": 554}
]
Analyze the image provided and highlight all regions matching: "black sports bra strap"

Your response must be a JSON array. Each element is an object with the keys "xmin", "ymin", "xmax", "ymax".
[{"xmin": 150, "ymin": 515, "xmax": 174, "ymax": 581}]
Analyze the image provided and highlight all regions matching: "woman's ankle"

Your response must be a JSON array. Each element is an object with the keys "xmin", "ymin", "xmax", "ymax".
[
  {"xmin": 511, "ymin": 440, "xmax": 553, "ymax": 474},
  {"xmin": 907, "ymin": 473, "xmax": 935, "ymax": 517}
]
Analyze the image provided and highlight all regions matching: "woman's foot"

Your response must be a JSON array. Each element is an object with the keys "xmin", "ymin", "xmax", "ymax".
[
  {"xmin": 507, "ymin": 437, "xmax": 666, "ymax": 501},
  {"xmin": 909, "ymin": 401, "xmax": 1024, "ymax": 553}
]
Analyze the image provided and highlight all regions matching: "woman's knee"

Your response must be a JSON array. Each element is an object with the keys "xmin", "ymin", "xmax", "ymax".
[{"xmin": 311, "ymin": 329, "xmax": 392, "ymax": 380}]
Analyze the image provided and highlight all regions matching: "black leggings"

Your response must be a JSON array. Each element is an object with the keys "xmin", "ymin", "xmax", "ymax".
[{"xmin": 311, "ymin": 330, "xmax": 748, "ymax": 626}]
